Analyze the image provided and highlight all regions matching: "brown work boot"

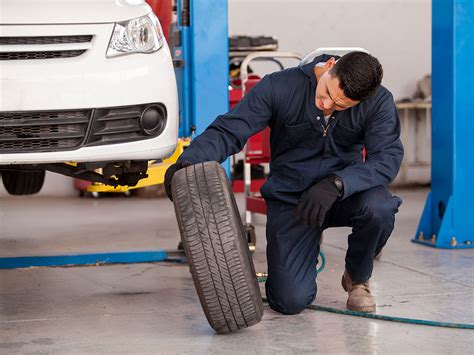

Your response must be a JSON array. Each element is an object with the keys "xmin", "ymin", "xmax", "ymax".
[{"xmin": 341, "ymin": 271, "xmax": 376, "ymax": 313}]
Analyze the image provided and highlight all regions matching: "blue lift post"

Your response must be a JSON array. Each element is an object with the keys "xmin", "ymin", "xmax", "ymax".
[
  {"xmin": 174, "ymin": 0, "xmax": 230, "ymax": 173},
  {"xmin": 413, "ymin": 0, "xmax": 474, "ymax": 248}
]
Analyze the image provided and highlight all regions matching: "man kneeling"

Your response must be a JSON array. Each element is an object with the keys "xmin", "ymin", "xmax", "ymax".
[{"xmin": 165, "ymin": 52, "xmax": 403, "ymax": 314}]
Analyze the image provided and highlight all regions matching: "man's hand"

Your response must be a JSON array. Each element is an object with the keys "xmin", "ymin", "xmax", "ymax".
[
  {"xmin": 164, "ymin": 160, "xmax": 192, "ymax": 201},
  {"xmin": 294, "ymin": 176, "xmax": 343, "ymax": 227}
]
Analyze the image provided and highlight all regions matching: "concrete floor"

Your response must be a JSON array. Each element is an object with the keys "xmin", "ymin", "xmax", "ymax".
[{"xmin": 0, "ymin": 187, "xmax": 473, "ymax": 354}]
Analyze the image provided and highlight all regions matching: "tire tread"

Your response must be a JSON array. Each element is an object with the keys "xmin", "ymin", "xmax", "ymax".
[{"xmin": 172, "ymin": 161, "xmax": 263, "ymax": 333}]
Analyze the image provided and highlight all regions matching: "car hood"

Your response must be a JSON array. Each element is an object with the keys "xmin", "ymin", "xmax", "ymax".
[{"xmin": 0, "ymin": 0, "xmax": 151, "ymax": 25}]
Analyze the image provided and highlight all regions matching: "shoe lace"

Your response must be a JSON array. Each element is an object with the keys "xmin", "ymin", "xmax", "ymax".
[{"xmin": 352, "ymin": 282, "xmax": 371, "ymax": 294}]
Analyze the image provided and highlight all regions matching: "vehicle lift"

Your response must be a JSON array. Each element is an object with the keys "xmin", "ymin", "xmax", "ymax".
[{"xmin": 1, "ymin": 0, "xmax": 472, "ymax": 269}]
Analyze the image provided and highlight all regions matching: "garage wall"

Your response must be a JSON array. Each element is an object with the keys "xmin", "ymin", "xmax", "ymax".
[{"xmin": 228, "ymin": 0, "xmax": 432, "ymax": 100}]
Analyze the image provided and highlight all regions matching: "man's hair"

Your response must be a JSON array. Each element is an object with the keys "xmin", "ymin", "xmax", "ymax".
[{"xmin": 329, "ymin": 51, "xmax": 383, "ymax": 101}]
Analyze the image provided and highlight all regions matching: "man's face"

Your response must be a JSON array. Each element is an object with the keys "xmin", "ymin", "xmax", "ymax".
[{"xmin": 315, "ymin": 61, "xmax": 359, "ymax": 112}]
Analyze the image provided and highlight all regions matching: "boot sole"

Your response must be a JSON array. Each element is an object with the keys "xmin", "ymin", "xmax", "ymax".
[{"xmin": 346, "ymin": 303, "xmax": 376, "ymax": 313}]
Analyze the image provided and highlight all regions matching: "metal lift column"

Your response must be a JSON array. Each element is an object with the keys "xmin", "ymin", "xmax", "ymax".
[
  {"xmin": 173, "ymin": 0, "xmax": 229, "ymax": 138},
  {"xmin": 173, "ymin": 0, "xmax": 230, "ymax": 173},
  {"xmin": 414, "ymin": 0, "xmax": 474, "ymax": 248}
]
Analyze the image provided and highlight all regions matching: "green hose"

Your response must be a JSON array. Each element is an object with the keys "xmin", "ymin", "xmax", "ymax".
[{"xmin": 257, "ymin": 251, "xmax": 474, "ymax": 329}]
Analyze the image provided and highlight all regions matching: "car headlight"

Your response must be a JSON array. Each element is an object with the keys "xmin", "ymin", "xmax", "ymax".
[{"xmin": 106, "ymin": 12, "xmax": 164, "ymax": 58}]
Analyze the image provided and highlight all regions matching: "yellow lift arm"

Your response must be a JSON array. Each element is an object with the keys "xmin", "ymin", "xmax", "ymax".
[{"xmin": 86, "ymin": 138, "xmax": 190, "ymax": 193}]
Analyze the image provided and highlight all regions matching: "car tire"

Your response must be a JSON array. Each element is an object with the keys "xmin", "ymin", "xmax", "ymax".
[
  {"xmin": 171, "ymin": 161, "xmax": 264, "ymax": 334},
  {"xmin": 2, "ymin": 170, "xmax": 45, "ymax": 195}
]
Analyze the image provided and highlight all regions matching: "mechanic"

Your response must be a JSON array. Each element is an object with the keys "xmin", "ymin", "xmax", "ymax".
[{"xmin": 165, "ymin": 52, "xmax": 403, "ymax": 315}]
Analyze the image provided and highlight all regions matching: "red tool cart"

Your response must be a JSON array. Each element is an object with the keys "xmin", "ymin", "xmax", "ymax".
[
  {"xmin": 234, "ymin": 50, "xmax": 303, "ymax": 250},
  {"xmin": 228, "ymin": 36, "xmax": 280, "ymax": 195}
]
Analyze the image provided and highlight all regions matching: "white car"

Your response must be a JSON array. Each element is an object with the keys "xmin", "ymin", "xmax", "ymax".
[{"xmin": 0, "ymin": 0, "xmax": 178, "ymax": 194}]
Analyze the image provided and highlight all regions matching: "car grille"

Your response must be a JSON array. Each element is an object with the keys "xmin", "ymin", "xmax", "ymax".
[
  {"xmin": 0, "ymin": 110, "xmax": 91, "ymax": 153},
  {"xmin": 0, "ymin": 35, "xmax": 93, "ymax": 45},
  {"xmin": 0, "ymin": 104, "xmax": 167, "ymax": 153},
  {"xmin": 0, "ymin": 35, "xmax": 92, "ymax": 61},
  {"xmin": 0, "ymin": 50, "xmax": 86, "ymax": 61}
]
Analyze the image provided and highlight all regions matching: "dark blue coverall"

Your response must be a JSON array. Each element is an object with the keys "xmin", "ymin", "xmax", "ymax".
[{"xmin": 178, "ymin": 54, "xmax": 404, "ymax": 315}]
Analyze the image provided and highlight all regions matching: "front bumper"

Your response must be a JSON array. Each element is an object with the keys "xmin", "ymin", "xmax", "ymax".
[{"xmin": 0, "ymin": 22, "xmax": 178, "ymax": 164}]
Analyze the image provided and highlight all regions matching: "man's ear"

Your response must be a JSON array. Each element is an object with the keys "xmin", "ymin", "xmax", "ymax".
[{"xmin": 325, "ymin": 57, "xmax": 336, "ymax": 70}]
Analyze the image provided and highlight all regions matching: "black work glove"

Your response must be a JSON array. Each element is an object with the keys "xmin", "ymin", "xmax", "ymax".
[
  {"xmin": 294, "ymin": 176, "xmax": 343, "ymax": 227},
  {"xmin": 164, "ymin": 160, "xmax": 192, "ymax": 201}
]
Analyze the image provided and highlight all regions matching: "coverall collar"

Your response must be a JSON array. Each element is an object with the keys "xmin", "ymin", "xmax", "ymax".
[{"xmin": 299, "ymin": 53, "xmax": 341, "ymax": 88}]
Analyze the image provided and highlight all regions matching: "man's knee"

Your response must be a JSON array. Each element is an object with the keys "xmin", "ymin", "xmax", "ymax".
[
  {"xmin": 266, "ymin": 281, "xmax": 316, "ymax": 315},
  {"xmin": 356, "ymin": 187, "xmax": 401, "ymax": 225}
]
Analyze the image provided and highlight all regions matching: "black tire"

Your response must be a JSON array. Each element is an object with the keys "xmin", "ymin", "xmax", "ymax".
[
  {"xmin": 2, "ymin": 170, "xmax": 45, "ymax": 195},
  {"xmin": 172, "ymin": 161, "xmax": 263, "ymax": 334}
]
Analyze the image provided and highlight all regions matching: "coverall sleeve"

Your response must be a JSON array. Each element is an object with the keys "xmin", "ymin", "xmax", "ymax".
[
  {"xmin": 177, "ymin": 75, "xmax": 274, "ymax": 164},
  {"xmin": 335, "ymin": 91, "xmax": 404, "ymax": 199}
]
